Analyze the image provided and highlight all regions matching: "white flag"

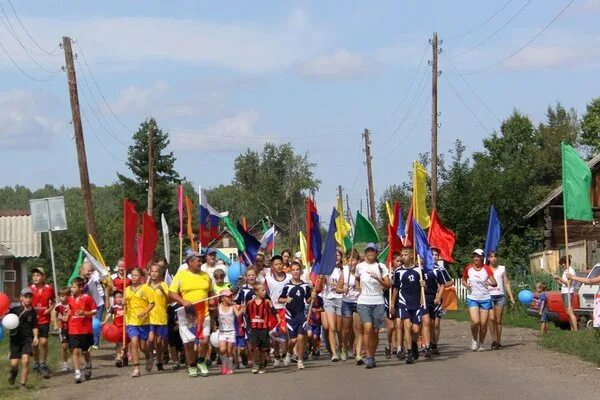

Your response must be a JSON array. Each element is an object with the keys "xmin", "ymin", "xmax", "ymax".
[{"xmin": 161, "ymin": 213, "xmax": 170, "ymax": 264}]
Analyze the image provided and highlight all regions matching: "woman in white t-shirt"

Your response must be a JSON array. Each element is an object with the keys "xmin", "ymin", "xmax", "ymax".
[
  {"xmin": 321, "ymin": 250, "xmax": 344, "ymax": 362},
  {"xmin": 486, "ymin": 251, "xmax": 515, "ymax": 350},
  {"xmin": 552, "ymin": 255, "xmax": 578, "ymax": 331},
  {"xmin": 336, "ymin": 250, "xmax": 362, "ymax": 364}
]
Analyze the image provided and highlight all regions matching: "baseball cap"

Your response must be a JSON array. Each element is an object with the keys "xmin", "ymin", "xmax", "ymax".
[
  {"xmin": 31, "ymin": 267, "xmax": 45, "ymax": 276},
  {"xmin": 473, "ymin": 249, "xmax": 484, "ymax": 256},
  {"xmin": 185, "ymin": 251, "xmax": 203, "ymax": 262},
  {"xmin": 365, "ymin": 242, "xmax": 379, "ymax": 252},
  {"xmin": 21, "ymin": 288, "xmax": 33, "ymax": 296},
  {"xmin": 206, "ymin": 247, "xmax": 217, "ymax": 255}
]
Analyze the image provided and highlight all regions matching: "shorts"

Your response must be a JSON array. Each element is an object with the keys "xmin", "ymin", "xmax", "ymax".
[
  {"xmin": 150, "ymin": 324, "xmax": 169, "ymax": 339},
  {"xmin": 561, "ymin": 293, "xmax": 575, "ymax": 308},
  {"xmin": 69, "ymin": 334, "xmax": 93, "ymax": 351},
  {"xmin": 307, "ymin": 324, "xmax": 321, "ymax": 337},
  {"xmin": 357, "ymin": 303, "xmax": 386, "ymax": 330},
  {"xmin": 126, "ymin": 325, "xmax": 150, "ymax": 341},
  {"xmin": 37, "ymin": 323, "xmax": 50, "ymax": 339},
  {"xmin": 400, "ymin": 307, "xmax": 423, "ymax": 325},
  {"xmin": 491, "ymin": 294, "xmax": 506, "ymax": 308},
  {"xmin": 341, "ymin": 301, "xmax": 357, "ymax": 317},
  {"xmin": 286, "ymin": 317, "xmax": 307, "ymax": 339},
  {"xmin": 323, "ymin": 297, "xmax": 343, "ymax": 316},
  {"xmin": 59, "ymin": 329, "xmax": 69, "ymax": 343},
  {"xmin": 540, "ymin": 308, "xmax": 549, "ymax": 322},
  {"xmin": 9, "ymin": 341, "xmax": 33, "ymax": 359},
  {"xmin": 236, "ymin": 336, "xmax": 247, "ymax": 348},
  {"xmin": 424, "ymin": 299, "xmax": 443, "ymax": 319},
  {"xmin": 249, "ymin": 329, "xmax": 270, "ymax": 351},
  {"xmin": 466, "ymin": 298, "xmax": 493, "ymax": 311},
  {"xmin": 218, "ymin": 330, "xmax": 236, "ymax": 344},
  {"xmin": 168, "ymin": 329, "xmax": 183, "ymax": 349}
]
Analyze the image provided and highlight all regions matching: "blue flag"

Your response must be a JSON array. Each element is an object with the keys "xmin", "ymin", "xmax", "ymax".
[
  {"xmin": 484, "ymin": 205, "xmax": 501, "ymax": 262},
  {"xmin": 397, "ymin": 206, "xmax": 405, "ymax": 239},
  {"xmin": 413, "ymin": 219, "xmax": 435, "ymax": 272},
  {"xmin": 312, "ymin": 208, "xmax": 338, "ymax": 276},
  {"xmin": 237, "ymin": 221, "xmax": 261, "ymax": 265},
  {"xmin": 310, "ymin": 209, "xmax": 322, "ymax": 264}
]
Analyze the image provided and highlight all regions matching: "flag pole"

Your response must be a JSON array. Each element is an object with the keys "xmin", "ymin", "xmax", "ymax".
[{"xmin": 563, "ymin": 217, "xmax": 572, "ymax": 309}]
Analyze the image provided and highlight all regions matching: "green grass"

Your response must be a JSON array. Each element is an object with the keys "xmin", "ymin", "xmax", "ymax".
[
  {"xmin": 444, "ymin": 302, "xmax": 552, "ymax": 330},
  {"xmin": 539, "ymin": 329, "xmax": 600, "ymax": 366},
  {"xmin": 0, "ymin": 335, "xmax": 59, "ymax": 400}
]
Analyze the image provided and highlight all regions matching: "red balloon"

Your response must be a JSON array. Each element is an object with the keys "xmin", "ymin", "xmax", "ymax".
[
  {"xmin": 0, "ymin": 292, "xmax": 9, "ymax": 318},
  {"xmin": 101, "ymin": 323, "xmax": 123, "ymax": 343}
]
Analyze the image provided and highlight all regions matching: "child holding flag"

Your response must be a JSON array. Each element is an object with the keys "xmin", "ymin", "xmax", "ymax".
[
  {"xmin": 125, "ymin": 267, "xmax": 155, "ymax": 377},
  {"xmin": 147, "ymin": 264, "xmax": 169, "ymax": 371}
]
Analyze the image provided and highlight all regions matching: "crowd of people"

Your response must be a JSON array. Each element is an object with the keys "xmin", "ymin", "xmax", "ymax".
[{"xmin": 5, "ymin": 245, "xmax": 519, "ymax": 389}]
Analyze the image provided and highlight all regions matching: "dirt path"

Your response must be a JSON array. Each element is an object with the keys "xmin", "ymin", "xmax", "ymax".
[{"xmin": 29, "ymin": 320, "xmax": 600, "ymax": 400}]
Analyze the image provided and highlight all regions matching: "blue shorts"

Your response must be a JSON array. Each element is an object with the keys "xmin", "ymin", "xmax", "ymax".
[
  {"xmin": 287, "ymin": 317, "xmax": 307, "ymax": 339},
  {"xmin": 150, "ymin": 324, "xmax": 168, "ymax": 339},
  {"xmin": 127, "ymin": 325, "xmax": 150, "ymax": 341},
  {"xmin": 236, "ymin": 336, "xmax": 247, "ymax": 348},
  {"xmin": 341, "ymin": 301, "xmax": 357, "ymax": 317},
  {"xmin": 466, "ymin": 298, "xmax": 493, "ymax": 311},
  {"xmin": 424, "ymin": 298, "xmax": 443, "ymax": 319},
  {"xmin": 308, "ymin": 324, "xmax": 321, "ymax": 337},
  {"xmin": 400, "ymin": 307, "xmax": 423, "ymax": 325},
  {"xmin": 540, "ymin": 308, "xmax": 548, "ymax": 322}
]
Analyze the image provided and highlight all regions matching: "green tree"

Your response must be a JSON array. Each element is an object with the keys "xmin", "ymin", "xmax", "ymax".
[{"xmin": 581, "ymin": 97, "xmax": 600, "ymax": 155}]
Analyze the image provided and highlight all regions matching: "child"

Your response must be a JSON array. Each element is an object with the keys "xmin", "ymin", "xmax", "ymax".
[
  {"xmin": 307, "ymin": 292, "xmax": 324, "ymax": 359},
  {"xmin": 214, "ymin": 269, "xmax": 233, "ymax": 295},
  {"xmin": 279, "ymin": 261, "xmax": 312, "ymax": 370},
  {"xmin": 103, "ymin": 290, "xmax": 126, "ymax": 367},
  {"xmin": 166, "ymin": 301, "xmax": 184, "ymax": 371},
  {"xmin": 217, "ymin": 289, "xmax": 243, "ymax": 375},
  {"xmin": 247, "ymin": 283, "xmax": 280, "ymax": 374},
  {"xmin": 147, "ymin": 264, "xmax": 169, "ymax": 371},
  {"xmin": 7, "ymin": 288, "xmax": 39, "ymax": 390},
  {"xmin": 234, "ymin": 268, "xmax": 258, "ymax": 368},
  {"xmin": 536, "ymin": 282, "xmax": 548, "ymax": 333},
  {"xmin": 125, "ymin": 267, "xmax": 155, "ymax": 377},
  {"xmin": 264, "ymin": 255, "xmax": 291, "ymax": 366},
  {"xmin": 54, "ymin": 287, "xmax": 71, "ymax": 372},
  {"xmin": 67, "ymin": 277, "xmax": 97, "ymax": 383}
]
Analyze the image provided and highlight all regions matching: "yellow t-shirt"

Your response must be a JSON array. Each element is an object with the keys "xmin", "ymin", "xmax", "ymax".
[
  {"xmin": 169, "ymin": 270, "xmax": 213, "ymax": 316},
  {"xmin": 215, "ymin": 282, "xmax": 233, "ymax": 295},
  {"xmin": 148, "ymin": 282, "xmax": 169, "ymax": 325},
  {"xmin": 125, "ymin": 284, "xmax": 155, "ymax": 326}
]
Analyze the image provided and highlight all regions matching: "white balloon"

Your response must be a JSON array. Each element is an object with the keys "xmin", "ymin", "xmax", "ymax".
[
  {"xmin": 2, "ymin": 313, "xmax": 19, "ymax": 330},
  {"xmin": 209, "ymin": 331, "xmax": 219, "ymax": 348}
]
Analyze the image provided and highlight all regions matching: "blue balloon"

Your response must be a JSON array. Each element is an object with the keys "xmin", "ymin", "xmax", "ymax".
[
  {"xmin": 227, "ymin": 262, "xmax": 246, "ymax": 287},
  {"xmin": 0, "ymin": 325, "xmax": 4, "ymax": 342},
  {"xmin": 92, "ymin": 318, "xmax": 102, "ymax": 336},
  {"xmin": 518, "ymin": 290, "xmax": 534, "ymax": 306}
]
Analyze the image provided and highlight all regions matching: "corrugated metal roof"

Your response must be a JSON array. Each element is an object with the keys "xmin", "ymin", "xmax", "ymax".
[
  {"xmin": 0, "ymin": 215, "xmax": 42, "ymax": 258},
  {"xmin": 0, "ymin": 244, "xmax": 12, "ymax": 257}
]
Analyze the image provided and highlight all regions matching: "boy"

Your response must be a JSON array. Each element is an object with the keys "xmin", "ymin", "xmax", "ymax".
[
  {"xmin": 8, "ymin": 288, "xmax": 39, "ymax": 390},
  {"xmin": 264, "ymin": 255, "xmax": 291, "ymax": 366},
  {"xmin": 234, "ymin": 268, "xmax": 258, "ymax": 368},
  {"xmin": 166, "ymin": 301, "xmax": 184, "ymax": 371},
  {"xmin": 391, "ymin": 247, "xmax": 423, "ymax": 365},
  {"xmin": 536, "ymin": 282, "xmax": 548, "ymax": 333},
  {"xmin": 54, "ymin": 287, "xmax": 71, "ymax": 372},
  {"xmin": 247, "ymin": 283, "xmax": 280, "ymax": 374},
  {"xmin": 67, "ymin": 277, "xmax": 97, "ymax": 383},
  {"xmin": 29, "ymin": 267, "xmax": 54, "ymax": 378},
  {"xmin": 307, "ymin": 293, "xmax": 324, "ymax": 359},
  {"xmin": 214, "ymin": 269, "xmax": 233, "ymax": 295},
  {"xmin": 103, "ymin": 290, "xmax": 126, "ymax": 367},
  {"xmin": 279, "ymin": 261, "xmax": 312, "ymax": 370}
]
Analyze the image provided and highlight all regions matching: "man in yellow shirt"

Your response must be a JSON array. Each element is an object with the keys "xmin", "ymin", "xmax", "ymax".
[{"xmin": 169, "ymin": 252, "xmax": 214, "ymax": 377}]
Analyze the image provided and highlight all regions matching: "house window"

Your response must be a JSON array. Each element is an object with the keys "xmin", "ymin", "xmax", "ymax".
[{"xmin": 2, "ymin": 269, "xmax": 16, "ymax": 283}]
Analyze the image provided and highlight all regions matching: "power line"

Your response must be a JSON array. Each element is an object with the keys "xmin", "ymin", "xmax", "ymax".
[
  {"xmin": 0, "ymin": 36, "xmax": 53, "ymax": 82},
  {"xmin": 446, "ymin": 0, "xmax": 515, "ymax": 41},
  {"xmin": 451, "ymin": 0, "xmax": 533, "ymax": 58},
  {"xmin": 442, "ymin": 73, "xmax": 490, "ymax": 134},
  {"xmin": 6, "ymin": 0, "xmax": 61, "ymax": 56},
  {"xmin": 461, "ymin": 0, "xmax": 576, "ymax": 75},
  {"xmin": 79, "ymin": 107, "xmax": 126, "ymax": 163}
]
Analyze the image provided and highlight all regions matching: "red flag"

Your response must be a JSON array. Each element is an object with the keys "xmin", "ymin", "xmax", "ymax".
[
  {"xmin": 428, "ymin": 209, "xmax": 456, "ymax": 263},
  {"xmin": 242, "ymin": 217, "xmax": 248, "ymax": 231},
  {"xmin": 185, "ymin": 196, "xmax": 198, "ymax": 252},
  {"xmin": 387, "ymin": 201, "xmax": 404, "ymax": 265},
  {"xmin": 404, "ymin": 205, "xmax": 414, "ymax": 247},
  {"xmin": 123, "ymin": 199, "xmax": 139, "ymax": 270},
  {"xmin": 140, "ymin": 213, "xmax": 159, "ymax": 268},
  {"xmin": 177, "ymin": 184, "xmax": 184, "ymax": 238}
]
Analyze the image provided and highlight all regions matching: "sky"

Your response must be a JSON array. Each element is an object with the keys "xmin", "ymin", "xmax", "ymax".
[{"xmin": 0, "ymin": 0, "xmax": 598, "ymax": 219}]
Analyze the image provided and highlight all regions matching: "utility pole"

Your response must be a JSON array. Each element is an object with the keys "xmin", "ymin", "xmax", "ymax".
[
  {"xmin": 431, "ymin": 32, "xmax": 439, "ymax": 210},
  {"xmin": 363, "ymin": 129, "xmax": 377, "ymax": 223},
  {"xmin": 345, "ymin": 193, "xmax": 352, "ymax": 223},
  {"xmin": 365, "ymin": 188, "xmax": 370, "ymax": 219},
  {"xmin": 147, "ymin": 121, "xmax": 154, "ymax": 216},
  {"xmin": 63, "ymin": 36, "xmax": 97, "ymax": 239},
  {"xmin": 338, "ymin": 185, "xmax": 343, "ymax": 212}
]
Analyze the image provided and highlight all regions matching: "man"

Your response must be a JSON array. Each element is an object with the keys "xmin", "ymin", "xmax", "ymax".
[
  {"xmin": 169, "ymin": 252, "xmax": 215, "ymax": 377},
  {"xmin": 80, "ymin": 261, "xmax": 109, "ymax": 349},
  {"xmin": 29, "ymin": 267, "xmax": 53, "ymax": 378},
  {"xmin": 355, "ymin": 243, "xmax": 391, "ymax": 369},
  {"xmin": 202, "ymin": 248, "xmax": 228, "ymax": 284}
]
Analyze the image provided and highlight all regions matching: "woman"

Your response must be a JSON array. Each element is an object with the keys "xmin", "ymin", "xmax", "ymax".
[
  {"xmin": 552, "ymin": 256, "xmax": 578, "ymax": 331},
  {"xmin": 321, "ymin": 249, "xmax": 344, "ymax": 361},
  {"xmin": 336, "ymin": 250, "xmax": 363, "ymax": 364},
  {"xmin": 462, "ymin": 249, "xmax": 497, "ymax": 351},
  {"xmin": 487, "ymin": 251, "xmax": 515, "ymax": 349}
]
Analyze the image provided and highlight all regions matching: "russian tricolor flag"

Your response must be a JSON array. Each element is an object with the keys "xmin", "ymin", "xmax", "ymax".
[
  {"xmin": 260, "ymin": 225, "xmax": 276, "ymax": 252},
  {"xmin": 198, "ymin": 187, "xmax": 222, "ymax": 246}
]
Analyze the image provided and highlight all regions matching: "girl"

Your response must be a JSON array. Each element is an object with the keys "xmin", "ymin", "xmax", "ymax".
[
  {"xmin": 218, "ymin": 289, "xmax": 243, "ymax": 375},
  {"xmin": 147, "ymin": 264, "xmax": 169, "ymax": 371},
  {"xmin": 321, "ymin": 249, "xmax": 344, "ymax": 361},
  {"xmin": 487, "ymin": 251, "xmax": 515, "ymax": 349},
  {"xmin": 125, "ymin": 267, "xmax": 155, "ymax": 377},
  {"xmin": 337, "ymin": 250, "xmax": 363, "ymax": 364},
  {"xmin": 553, "ymin": 256, "xmax": 578, "ymax": 331}
]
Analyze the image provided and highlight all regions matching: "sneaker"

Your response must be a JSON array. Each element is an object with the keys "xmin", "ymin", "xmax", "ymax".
[
  {"xmin": 290, "ymin": 354, "xmax": 299, "ymax": 363},
  {"xmin": 92, "ymin": 345, "xmax": 99, "ymax": 351},
  {"xmin": 340, "ymin": 350, "xmax": 348, "ymax": 361},
  {"xmin": 220, "ymin": 366, "xmax": 226, "ymax": 375},
  {"xmin": 19, "ymin": 384, "xmax": 27, "ymax": 391},
  {"xmin": 33, "ymin": 362, "xmax": 40, "ymax": 374},
  {"xmin": 197, "ymin": 362, "xmax": 209, "ymax": 377},
  {"xmin": 258, "ymin": 367, "xmax": 266, "ymax": 374},
  {"xmin": 41, "ymin": 363, "xmax": 51, "ymax": 379},
  {"xmin": 225, "ymin": 368, "xmax": 233, "ymax": 375},
  {"xmin": 314, "ymin": 350, "xmax": 320, "ymax": 357},
  {"xmin": 331, "ymin": 355, "xmax": 339, "ymax": 362},
  {"xmin": 252, "ymin": 365, "xmax": 259, "ymax": 374},
  {"xmin": 84, "ymin": 365, "xmax": 92, "ymax": 380},
  {"xmin": 115, "ymin": 359, "xmax": 123, "ymax": 368},
  {"xmin": 384, "ymin": 347, "xmax": 391, "ymax": 359},
  {"xmin": 365, "ymin": 357, "xmax": 374, "ymax": 369},
  {"xmin": 396, "ymin": 350, "xmax": 406, "ymax": 360},
  {"xmin": 157, "ymin": 363, "xmax": 164, "ymax": 371},
  {"xmin": 131, "ymin": 368, "xmax": 140, "ymax": 378},
  {"xmin": 424, "ymin": 346, "xmax": 432, "ymax": 359},
  {"xmin": 356, "ymin": 355, "xmax": 364, "ymax": 365},
  {"xmin": 283, "ymin": 354, "xmax": 291, "ymax": 367},
  {"xmin": 406, "ymin": 352, "xmax": 415, "ymax": 365},
  {"xmin": 8, "ymin": 368, "xmax": 17, "ymax": 385},
  {"xmin": 471, "ymin": 339, "xmax": 478, "ymax": 351},
  {"xmin": 172, "ymin": 363, "xmax": 182, "ymax": 372},
  {"xmin": 145, "ymin": 357, "xmax": 154, "ymax": 372},
  {"xmin": 297, "ymin": 360, "xmax": 305, "ymax": 370},
  {"xmin": 431, "ymin": 345, "xmax": 440, "ymax": 356},
  {"xmin": 411, "ymin": 345, "xmax": 420, "ymax": 361},
  {"xmin": 273, "ymin": 358, "xmax": 281, "ymax": 368},
  {"xmin": 60, "ymin": 362, "xmax": 70, "ymax": 372},
  {"xmin": 188, "ymin": 367, "xmax": 199, "ymax": 377},
  {"xmin": 478, "ymin": 344, "xmax": 487, "ymax": 352},
  {"xmin": 74, "ymin": 370, "xmax": 82, "ymax": 383}
]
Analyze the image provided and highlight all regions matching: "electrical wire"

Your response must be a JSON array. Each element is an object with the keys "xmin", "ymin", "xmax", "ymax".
[
  {"xmin": 79, "ymin": 107, "xmax": 127, "ymax": 163},
  {"xmin": 446, "ymin": 0, "xmax": 515, "ymax": 41},
  {"xmin": 0, "ymin": 37, "xmax": 53, "ymax": 82},
  {"xmin": 6, "ymin": 0, "xmax": 62, "ymax": 56},
  {"xmin": 442, "ymin": 73, "xmax": 490, "ymax": 134}
]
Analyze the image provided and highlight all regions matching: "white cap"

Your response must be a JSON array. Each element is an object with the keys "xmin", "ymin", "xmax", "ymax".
[{"xmin": 473, "ymin": 249, "xmax": 484, "ymax": 256}]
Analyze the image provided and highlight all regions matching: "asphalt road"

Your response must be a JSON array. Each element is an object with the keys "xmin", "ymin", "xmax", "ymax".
[{"xmin": 28, "ymin": 319, "xmax": 600, "ymax": 400}]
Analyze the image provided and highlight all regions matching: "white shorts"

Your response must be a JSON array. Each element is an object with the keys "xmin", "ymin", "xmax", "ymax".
[{"xmin": 218, "ymin": 330, "xmax": 236, "ymax": 344}]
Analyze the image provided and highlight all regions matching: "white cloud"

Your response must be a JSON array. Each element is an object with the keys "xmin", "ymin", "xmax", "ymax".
[
  {"xmin": 502, "ymin": 44, "xmax": 600, "ymax": 70},
  {"xmin": 110, "ymin": 81, "xmax": 170, "ymax": 115},
  {"xmin": 0, "ymin": 90, "xmax": 65, "ymax": 149},
  {"xmin": 297, "ymin": 50, "xmax": 373, "ymax": 80}
]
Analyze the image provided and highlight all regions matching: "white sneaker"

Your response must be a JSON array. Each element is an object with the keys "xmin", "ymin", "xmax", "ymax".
[
  {"xmin": 340, "ymin": 350, "xmax": 348, "ymax": 361},
  {"xmin": 283, "ymin": 354, "xmax": 291, "ymax": 367},
  {"xmin": 60, "ymin": 362, "xmax": 70, "ymax": 372},
  {"xmin": 297, "ymin": 360, "xmax": 305, "ymax": 370},
  {"xmin": 478, "ymin": 344, "xmax": 487, "ymax": 352},
  {"xmin": 273, "ymin": 358, "xmax": 281, "ymax": 368},
  {"xmin": 471, "ymin": 339, "xmax": 478, "ymax": 351},
  {"xmin": 74, "ymin": 370, "xmax": 82, "ymax": 384}
]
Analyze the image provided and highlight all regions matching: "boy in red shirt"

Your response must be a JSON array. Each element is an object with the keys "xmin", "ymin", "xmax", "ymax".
[
  {"xmin": 246, "ymin": 283, "xmax": 280, "ymax": 374},
  {"xmin": 54, "ymin": 287, "xmax": 71, "ymax": 372},
  {"xmin": 67, "ymin": 277, "xmax": 97, "ymax": 383},
  {"xmin": 29, "ymin": 267, "xmax": 54, "ymax": 378}
]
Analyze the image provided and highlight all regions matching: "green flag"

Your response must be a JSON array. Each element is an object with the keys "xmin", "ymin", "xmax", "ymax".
[
  {"xmin": 353, "ymin": 211, "xmax": 379, "ymax": 244},
  {"xmin": 260, "ymin": 218, "xmax": 269, "ymax": 234},
  {"xmin": 562, "ymin": 142, "xmax": 593, "ymax": 221},
  {"xmin": 67, "ymin": 249, "xmax": 85, "ymax": 286},
  {"xmin": 378, "ymin": 244, "xmax": 389, "ymax": 263},
  {"xmin": 222, "ymin": 215, "xmax": 246, "ymax": 252}
]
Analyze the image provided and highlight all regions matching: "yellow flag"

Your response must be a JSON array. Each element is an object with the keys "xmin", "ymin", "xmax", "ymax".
[
  {"xmin": 87, "ymin": 234, "xmax": 112, "ymax": 288},
  {"xmin": 335, "ymin": 196, "xmax": 352, "ymax": 251},
  {"xmin": 298, "ymin": 231, "xmax": 308, "ymax": 268},
  {"xmin": 413, "ymin": 161, "xmax": 431, "ymax": 228},
  {"xmin": 385, "ymin": 201, "xmax": 394, "ymax": 225}
]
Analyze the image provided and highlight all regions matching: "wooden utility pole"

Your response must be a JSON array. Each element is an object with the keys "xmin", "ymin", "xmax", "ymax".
[
  {"xmin": 363, "ymin": 129, "xmax": 376, "ymax": 223},
  {"xmin": 345, "ymin": 193, "xmax": 352, "ymax": 223},
  {"xmin": 147, "ymin": 121, "xmax": 154, "ymax": 216},
  {"xmin": 63, "ymin": 36, "xmax": 97, "ymax": 239},
  {"xmin": 431, "ymin": 32, "xmax": 439, "ymax": 210},
  {"xmin": 338, "ymin": 185, "xmax": 343, "ymax": 211}
]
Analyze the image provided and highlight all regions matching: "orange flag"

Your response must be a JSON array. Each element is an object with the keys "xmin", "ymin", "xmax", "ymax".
[{"xmin": 185, "ymin": 196, "xmax": 198, "ymax": 252}]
